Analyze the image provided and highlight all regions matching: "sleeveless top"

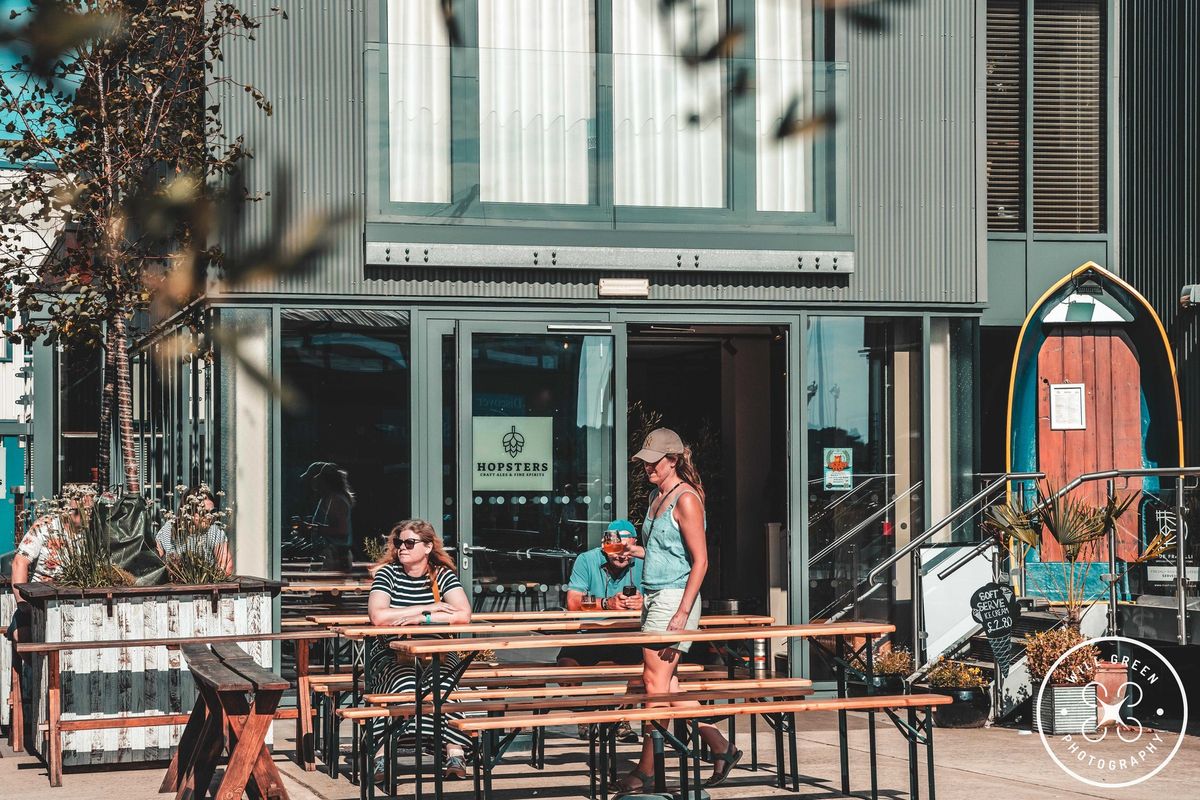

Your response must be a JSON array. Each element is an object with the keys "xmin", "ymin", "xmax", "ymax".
[{"xmin": 641, "ymin": 487, "xmax": 704, "ymax": 591}]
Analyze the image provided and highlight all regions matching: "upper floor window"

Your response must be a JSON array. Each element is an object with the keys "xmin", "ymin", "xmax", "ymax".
[
  {"xmin": 986, "ymin": 0, "xmax": 1106, "ymax": 233},
  {"xmin": 372, "ymin": 0, "xmax": 839, "ymax": 231}
]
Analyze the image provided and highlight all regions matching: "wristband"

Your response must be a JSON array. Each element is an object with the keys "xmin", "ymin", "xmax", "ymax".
[{"xmin": 422, "ymin": 611, "xmax": 432, "ymax": 624}]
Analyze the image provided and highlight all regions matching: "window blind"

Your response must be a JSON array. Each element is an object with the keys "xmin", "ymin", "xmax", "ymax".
[
  {"xmin": 986, "ymin": 0, "xmax": 1023, "ymax": 231},
  {"xmin": 1032, "ymin": 0, "xmax": 1105, "ymax": 232}
]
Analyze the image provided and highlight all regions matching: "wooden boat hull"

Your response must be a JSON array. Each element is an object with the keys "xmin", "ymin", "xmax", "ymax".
[{"xmin": 1006, "ymin": 262, "xmax": 1184, "ymax": 601}]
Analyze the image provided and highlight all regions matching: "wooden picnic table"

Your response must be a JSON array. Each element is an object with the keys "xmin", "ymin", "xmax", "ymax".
[
  {"xmin": 163, "ymin": 643, "xmax": 292, "ymax": 800},
  {"xmin": 15, "ymin": 629, "xmax": 336, "ymax": 787},
  {"xmin": 333, "ymin": 614, "xmax": 775, "ymax": 639},
  {"xmin": 369, "ymin": 621, "xmax": 893, "ymax": 800},
  {"xmin": 282, "ymin": 583, "xmax": 373, "ymax": 595},
  {"xmin": 309, "ymin": 611, "xmax": 774, "ymax": 627}
]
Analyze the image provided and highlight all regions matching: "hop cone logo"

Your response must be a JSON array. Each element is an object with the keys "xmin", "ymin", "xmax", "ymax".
[{"xmin": 502, "ymin": 426, "xmax": 525, "ymax": 457}]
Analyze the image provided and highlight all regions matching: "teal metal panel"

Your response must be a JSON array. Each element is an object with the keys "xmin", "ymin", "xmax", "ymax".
[
  {"xmin": 1025, "ymin": 241, "xmax": 1110, "ymax": 309},
  {"xmin": 983, "ymin": 239, "xmax": 1028, "ymax": 326}
]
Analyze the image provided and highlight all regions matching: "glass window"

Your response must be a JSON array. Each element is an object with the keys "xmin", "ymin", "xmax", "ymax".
[
  {"xmin": 478, "ymin": 0, "xmax": 596, "ymax": 204},
  {"xmin": 386, "ymin": 0, "xmax": 451, "ymax": 203},
  {"xmin": 281, "ymin": 320, "xmax": 411, "ymax": 565},
  {"xmin": 806, "ymin": 317, "xmax": 924, "ymax": 677},
  {"xmin": 612, "ymin": 0, "xmax": 726, "ymax": 207},
  {"xmin": 469, "ymin": 333, "xmax": 615, "ymax": 600},
  {"xmin": 756, "ymin": 0, "xmax": 814, "ymax": 212}
]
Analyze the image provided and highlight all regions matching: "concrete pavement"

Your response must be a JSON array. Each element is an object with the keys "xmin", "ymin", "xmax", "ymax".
[{"xmin": 2, "ymin": 713, "xmax": 1196, "ymax": 799}]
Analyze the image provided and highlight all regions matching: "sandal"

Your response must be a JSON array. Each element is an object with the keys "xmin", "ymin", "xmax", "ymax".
[
  {"xmin": 704, "ymin": 745, "xmax": 744, "ymax": 788},
  {"xmin": 615, "ymin": 767, "xmax": 655, "ymax": 797}
]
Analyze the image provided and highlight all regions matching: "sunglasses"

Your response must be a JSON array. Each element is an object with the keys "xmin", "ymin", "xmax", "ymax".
[{"xmin": 396, "ymin": 537, "xmax": 424, "ymax": 550}]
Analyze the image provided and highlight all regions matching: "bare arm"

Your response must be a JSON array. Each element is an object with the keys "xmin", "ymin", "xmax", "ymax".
[
  {"xmin": 564, "ymin": 589, "xmax": 583, "ymax": 611},
  {"xmin": 368, "ymin": 590, "xmax": 424, "ymax": 626},
  {"xmin": 667, "ymin": 492, "xmax": 707, "ymax": 631},
  {"xmin": 215, "ymin": 542, "xmax": 234, "ymax": 575},
  {"xmin": 10, "ymin": 554, "xmax": 31, "ymax": 604},
  {"xmin": 367, "ymin": 588, "xmax": 470, "ymax": 626}
]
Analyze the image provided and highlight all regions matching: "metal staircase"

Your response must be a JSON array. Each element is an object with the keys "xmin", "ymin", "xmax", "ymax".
[{"xmin": 810, "ymin": 466, "xmax": 1199, "ymax": 722}]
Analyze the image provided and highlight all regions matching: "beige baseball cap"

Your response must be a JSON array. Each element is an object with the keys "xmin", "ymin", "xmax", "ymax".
[{"xmin": 631, "ymin": 428, "xmax": 686, "ymax": 462}]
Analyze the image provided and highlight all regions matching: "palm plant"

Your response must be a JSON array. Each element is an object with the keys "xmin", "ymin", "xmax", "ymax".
[{"xmin": 983, "ymin": 483, "xmax": 1136, "ymax": 627}]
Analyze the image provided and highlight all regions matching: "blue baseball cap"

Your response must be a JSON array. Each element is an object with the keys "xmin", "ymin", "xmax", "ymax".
[{"xmin": 606, "ymin": 519, "xmax": 637, "ymax": 539}]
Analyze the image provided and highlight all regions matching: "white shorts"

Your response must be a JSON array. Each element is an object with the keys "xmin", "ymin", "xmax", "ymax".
[{"xmin": 640, "ymin": 588, "xmax": 701, "ymax": 653}]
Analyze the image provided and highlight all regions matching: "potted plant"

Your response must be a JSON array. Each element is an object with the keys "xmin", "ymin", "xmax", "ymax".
[
  {"xmin": 1025, "ymin": 626, "xmax": 1100, "ymax": 735},
  {"xmin": 849, "ymin": 647, "xmax": 911, "ymax": 696},
  {"xmin": 925, "ymin": 657, "xmax": 991, "ymax": 728}
]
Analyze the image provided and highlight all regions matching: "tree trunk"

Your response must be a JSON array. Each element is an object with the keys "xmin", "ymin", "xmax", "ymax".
[
  {"xmin": 96, "ymin": 328, "xmax": 116, "ymax": 487},
  {"xmin": 111, "ymin": 314, "xmax": 140, "ymax": 493}
]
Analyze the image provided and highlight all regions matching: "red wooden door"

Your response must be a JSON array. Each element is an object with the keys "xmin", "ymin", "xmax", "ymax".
[{"xmin": 1036, "ymin": 327, "xmax": 1141, "ymax": 562}]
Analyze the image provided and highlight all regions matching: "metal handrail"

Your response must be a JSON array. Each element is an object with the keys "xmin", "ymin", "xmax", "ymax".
[
  {"xmin": 866, "ymin": 472, "xmax": 1044, "ymax": 586},
  {"xmin": 811, "ymin": 481, "xmax": 924, "ymax": 564}
]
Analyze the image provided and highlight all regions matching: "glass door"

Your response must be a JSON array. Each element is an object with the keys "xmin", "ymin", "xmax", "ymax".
[{"xmin": 453, "ymin": 320, "xmax": 620, "ymax": 610}]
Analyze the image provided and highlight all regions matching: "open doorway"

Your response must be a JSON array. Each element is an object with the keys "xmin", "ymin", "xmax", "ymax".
[{"xmin": 626, "ymin": 324, "xmax": 789, "ymax": 617}]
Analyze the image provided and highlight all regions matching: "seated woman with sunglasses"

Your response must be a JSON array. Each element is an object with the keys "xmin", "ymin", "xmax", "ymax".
[{"xmin": 368, "ymin": 519, "xmax": 473, "ymax": 779}]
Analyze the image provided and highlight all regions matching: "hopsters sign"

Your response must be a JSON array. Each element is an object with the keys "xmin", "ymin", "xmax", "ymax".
[{"xmin": 473, "ymin": 417, "xmax": 553, "ymax": 490}]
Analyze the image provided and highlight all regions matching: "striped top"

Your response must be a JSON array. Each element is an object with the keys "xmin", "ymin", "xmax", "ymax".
[
  {"xmin": 156, "ymin": 520, "xmax": 228, "ymax": 557},
  {"xmin": 370, "ymin": 563, "xmax": 463, "ymax": 607}
]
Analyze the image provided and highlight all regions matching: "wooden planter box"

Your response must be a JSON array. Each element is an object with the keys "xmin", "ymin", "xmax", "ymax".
[
  {"xmin": 19, "ymin": 578, "xmax": 280, "ymax": 766},
  {"xmin": 1037, "ymin": 684, "xmax": 1098, "ymax": 736}
]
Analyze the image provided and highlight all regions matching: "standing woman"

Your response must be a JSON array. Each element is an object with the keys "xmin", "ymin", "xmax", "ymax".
[
  {"xmin": 367, "ymin": 519, "xmax": 473, "ymax": 779},
  {"xmin": 619, "ymin": 428, "xmax": 742, "ymax": 795}
]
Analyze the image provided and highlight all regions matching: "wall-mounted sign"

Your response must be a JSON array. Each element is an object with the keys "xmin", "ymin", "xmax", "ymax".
[
  {"xmin": 823, "ymin": 448, "xmax": 853, "ymax": 491},
  {"xmin": 473, "ymin": 416, "xmax": 553, "ymax": 491},
  {"xmin": 1049, "ymin": 383, "xmax": 1087, "ymax": 430},
  {"xmin": 969, "ymin": 581, "xmax": 1020, "ymax": 676}
]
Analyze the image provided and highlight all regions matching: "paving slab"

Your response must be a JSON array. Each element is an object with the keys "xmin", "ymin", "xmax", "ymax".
[{"xmin": 1, "ymin": 713, "xmax": 1196, "ymax": 799}]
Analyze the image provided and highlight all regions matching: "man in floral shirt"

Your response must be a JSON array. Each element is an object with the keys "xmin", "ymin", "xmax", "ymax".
[{"xmin": 6, "ymin": 510, "xmax": 73, "ymax": 642}]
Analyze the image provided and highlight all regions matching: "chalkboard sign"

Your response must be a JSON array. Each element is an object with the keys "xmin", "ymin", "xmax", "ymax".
[{"xmin": 969, "ymin": 582, "xmax": 1019, "ymax": 676}]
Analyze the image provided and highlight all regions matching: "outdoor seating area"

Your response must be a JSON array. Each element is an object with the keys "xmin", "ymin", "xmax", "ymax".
[{"xmin": 5, "ymin": 605, "xmax": 952, "ymax": 800}]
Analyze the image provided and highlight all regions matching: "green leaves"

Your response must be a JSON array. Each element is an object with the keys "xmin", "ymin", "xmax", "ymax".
[{"xmin": 982, "ymin": 499, "xmax": 1039, "ymax": 548}]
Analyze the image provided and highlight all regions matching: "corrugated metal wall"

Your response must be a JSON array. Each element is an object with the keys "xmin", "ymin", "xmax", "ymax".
[
  {"xmin": 220, "ymin": 1, "xmax": 981, "ymax": 306},
  {"xmin": 1120, "ymin": 1, "xmax": 1200, "ymax": 463}
]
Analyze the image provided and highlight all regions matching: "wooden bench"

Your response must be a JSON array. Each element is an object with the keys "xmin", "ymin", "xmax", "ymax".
[
  {"xmin": 162, "ymin": 643, "xmax": 292, "ymax": 800},
  {"xmin": 451, "ymin": 692, "xmax": 954, "ymax": 800},
  {"xmin": 311, "ymin": 662, "xmax": 725, "ymax": 778},
  {"xmin": 355, "ymin": 681, "xmax": 816, "ymax": 796}
]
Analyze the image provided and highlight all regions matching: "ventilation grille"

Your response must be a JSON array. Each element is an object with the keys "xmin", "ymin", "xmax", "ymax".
[
  {"xmin": 1032, "ymin": 0, "xmax": 1105, "ymax": 232},
  {"xmin": 987, "ymin": 0, "xmax": 1024, "ymax": 231}
]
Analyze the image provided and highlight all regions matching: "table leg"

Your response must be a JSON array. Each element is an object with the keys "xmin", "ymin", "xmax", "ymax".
[
  {"xmin": 867, "ymin": 637, "xmax": 879, "ymax": 800},
  {"xmin": 353, "ymin": 637, "xmax": 369, "ymax": 787},
  {"xmin": 907, "ymin": 706, "xmax": 920, "ymax": 800},
  {"xmin": 296, "ymin": 639, "xmax": 316, "ymax": 771},
  {"xmin": 177, "ymin": 685, "xmax": 225, "ymax": 800},
  {"xmin": 788, "ymin": 710, "xmax": 800, "ymax": 792},
  {"xmin": 414, "ymin": 656, "xmax": 426, "ymax": 800},
  {"xmin": 432, "ymin": 653, "xmax": 443, "ymax": 800},
  {"xmin": 47, "ymin": 651, "xmax": 62, "ymax": 788},
  {"xmin": 651, "ymin": 727, "xmax": 667, "ymax": 794},
  {"xmin": 925, "ymin": 709, "xmax": 936, "ymax": 800},
  {"xmin": 773, "ymin": 713, "xmax": 785, "ymax": 789},
  {"xmin": 216, "ymin": 689, "xmax": 281, "ymax": 800},
  {"xmin": 161, "ymin": 693, "xmax": 208, "ymax": 793},
  {"xmin": 837, "ymin": 635, "xmax": 850, "ymax": 795},
  {"xmin": 8, "ymin": 646, "xmax": 22, "ymax": 752}
]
